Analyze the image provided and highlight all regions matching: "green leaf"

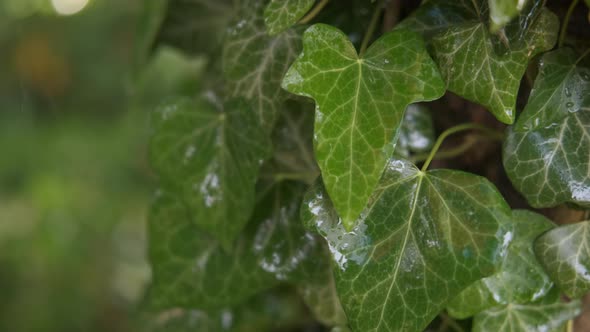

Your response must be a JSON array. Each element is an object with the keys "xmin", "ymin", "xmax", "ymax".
[
  {"xmin": 488, "ymin": 0, "xmax": 529, "ymax": 32},
  {"xmin": 398, "ymin": 0, "xmax": 558, "ymax": 124},
  {"xmin": 503, "ymin": 111, "xmax": 590, "ymax": 209},
  {"xmin": 448, "ymin": 210, "xmax": 555, "ymax": 318},
  {"xmin": 264, "ymin": 0, "xmax": 315, "ymax": 35},
  {"xmin": 149, "ymin": 97, "xmax": 270, "ymax": 248},
  {"xmin": 395, "ymin": 104, "xmax": 436, "ymax": 158},
  {"xmin": 283, "ymin": 24, "xmax": 445, "ymax": 229},
  {"xmin": 154, "ymin": 0, "xmax": 233, "ymax": 56},
  {"xmin": 223, "ymin": 0, "xmax": 302, "ymax": 130},
  {"xmin": 147, "ymin": 181, "xmax": 320, "ymax": 310},
  {"xmin": 301, "ymin": 158, "xmax": 512, "ymax": 332},
  {"xmin": 515, "ymin": 48, "xmax": 590, "ymax": 131},
  {"xmin": 535, "ymin": 221, "xmax": 590, "ymax": 299},
  {"xmin": 134, "ymin": 0, "xmax": 168, "ymax": 70},
  {"xmin": 298, "ymin": 253, "xmax": 348, "ymax": 327},
  {"xmin": 472, "ymin": 289, "xmax": 581, "ymax": 332}
]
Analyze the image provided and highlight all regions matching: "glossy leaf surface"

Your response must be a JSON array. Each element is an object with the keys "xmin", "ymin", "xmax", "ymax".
[
  {"xmin": 264, "ymin": 0, "xmax": 314, "ymax": 35},
  {"xmin": 283, "ymin": 24, "xmax": 445, "ymax": 229},
  {"xmin": 301, "ymin": 158, "xmax": 512, "ymax": 332},
  {"xmin": 503, "ymin": 111, "xmax": 590, "ymax": 208},
  {"xmin": 223, "ymin": 0, "xmax": 302, "ymax": 130},
  {"xmin": 472, "ymin": 290, "xmax": 581, "ymax": 332},
  {"xmin": 515, "ymin": 48, "xmax": 590, "ymax": 131},
  {"xmin": 395, "ymin": 104, "xmax": 435, "ymax": 158},
  {"xmin": 488, "ymin": 0, "xmax": 529, "ymax": 32},
  {"xmin": 154, "ymin": 0, "xmax": 233, "ymax": 55},
  {"xmin": 148, "ymin": 182, "xmax": 319, "ymax": 309},
  {"xmin": 398, "ymin": 0, "xmax": 558, "ymax": 124},
  {"xmin": 149, "ymin": 97, "xmax": 270, "ymax": 248},
  {"xmin": 448, "ymin": 210, "xmax": 554, "ymax": 318},
  {"xmin": 535, "ymin": 221, "xmax": 590, "ymax": 298}
]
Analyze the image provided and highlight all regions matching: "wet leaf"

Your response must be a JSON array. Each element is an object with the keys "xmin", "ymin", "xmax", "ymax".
[
  {"xmin": 515, "ymin": 48, "xmax": 590, "ymax": 131},
  {"xmin": 154, "ymin": 0, "xmax": 234, "ymax": 56},
  {"xmin": 395, "ymin": 104, "xmax": 436, "ymax": 158},
  {"xmin": 149, "ymin": 97, "xmax": 270, "ymax": 248},
  {"xmin": 301, "ymin": 158, "xmax": 512, "ymax": 332},
  {"xmin": 264, "ymin": 0, "xmax": 314, "ymax": 35},
  {"xmin": 503, "ymin": 111, "xmax": 590, "ymax": 209},
  {"xmin": 535, "ymin": 221, "xmax": 590, "ymax": 299},
  {"xmin": 223, "ymin": 0, "xmax": 302, "ymax": 130},
  {"xmin": 147, "ymin": 182, "xmax": 320, "ymax": 309},
  {"xmin": 488, "ymin": 0, "xmax": 529, "ymax": 32},
  {"xmin": 283, "ymin": 24, "xmax": 445, "ymax": 229},
  {"xmin": 398, "ymin": 0, "xmax": 558, "ymax": 124},
  {"xmin": 472, "ymin": 289, "xmax": 581, "ymax": 332},
  {"xmin": 448, "ymin": 210, "xmax": 555, "ymax": 318}
]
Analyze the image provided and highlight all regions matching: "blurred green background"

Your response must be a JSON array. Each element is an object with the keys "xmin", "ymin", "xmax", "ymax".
[{"xmin": 0, "ymin": 0, "xmax": 180, "ymax": 330}]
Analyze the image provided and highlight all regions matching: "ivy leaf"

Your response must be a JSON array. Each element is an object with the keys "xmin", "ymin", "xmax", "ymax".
[
  {"xmin": 147, "ymin": 181, "xmax": 320, "ymax": 310},
  {"xmin": 264, "ymin": 0, "xmax": 315, "ymax": 35},
  {"xmin": 223, "ymin": 0, "xmax": 302, "ymax": 130},
  {"xmin": 488, "ymin": 0, "xmax": 529, "ymax": 32},
  {"xmin": 503, "ymin": 111, "xmax": 590, "ymax": 209},
  {"xmin": 283, "ymin": 24, "xmax": 445, "ymax": 229},
  {"xmin": 472, "ymin": 289, "xmax": 581, "ymax": 332},
  {"xmin": 301, "ymin": 158, "xmax": 512, "ymax": 332},
  {"xmin": 398, "ymin": 0, "xmax": 558, "ymax": 124},
  {"xmin": 154, "ymin": 0, "xmax": 234, "ymax": 56},
  {"xmin": 448, "ymin": 210, "xmax": 555, "ymax": 318},
  {"xmin": 149, "ymin": 97, "xmax": 270, "ymax": 248},
  {"xmin": 515, "ymin": 48, "xmax": 590, "ymax": 132},
  {"xmin": 395, "ymin": 104, "xmax": 436, "ymax": 158},
  {"xmin": 534, "ymin": 221, "xmax": 590, "ymax": 299}
]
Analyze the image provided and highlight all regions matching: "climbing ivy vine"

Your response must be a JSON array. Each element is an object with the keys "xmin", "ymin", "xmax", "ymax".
[{"xmin": 138, "ymin": 0, "xmax": 590, "ymax": 331}]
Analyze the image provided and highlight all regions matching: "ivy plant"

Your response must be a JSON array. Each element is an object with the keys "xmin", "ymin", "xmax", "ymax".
[{"xmin": 139, "ymin": 0, "xmax": 590, "ymax": 331}]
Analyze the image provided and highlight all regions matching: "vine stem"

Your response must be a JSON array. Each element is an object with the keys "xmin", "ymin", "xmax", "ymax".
[
  {"xmin": 360, "ymin": 0, "xmax": 385, "ymax": 56},
  {"xmin": 420, "ymin": 123, "xmax": 504, "ymax": 172},
  {"xmin": 299, "ymin": 0, "xmax": 330, "ymax": 24},
  {"xmin": 559, "ymin": 0, "xmax": 580, "ymax": 48},
  {"xmin": 566, "ymin": 319, "xmax": 574, "ymax": 332}
]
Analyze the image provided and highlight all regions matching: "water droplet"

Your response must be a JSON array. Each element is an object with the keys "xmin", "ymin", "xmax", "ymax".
[
  {"xmin": 383, "ymin": 59, "xmax": 389, "ymax": 64},
  {"xmin": 564, "ymin": 88, "xmax": 572, "ymax": 97},
  {"xmin": 566, "ymin": 101, "xmax": 574, "ymax": 109},
  {"xmin": 580, "ymin": 71, "xmax": 590, "ymax": 81}
]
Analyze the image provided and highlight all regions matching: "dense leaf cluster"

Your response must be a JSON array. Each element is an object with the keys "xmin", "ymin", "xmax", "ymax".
[{"xmin": 139, "ymin": 0, "xmax": 590, "ymax": 331}]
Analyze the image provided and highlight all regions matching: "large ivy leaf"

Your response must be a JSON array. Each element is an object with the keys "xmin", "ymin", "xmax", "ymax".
[
  {"xmin": 395, "ymin": 104, "xmax": 436, "ymax": 158},
  {"xmin": 398, "ymin": 0, "xmax": 558, "ymax": 124},
  {"xmin": 223, "ymin": 0, "xmax": 302, "ymax": 130},
  {"xmin": 283, "ymin": 24, "xmax": 445, "ymax": 229},
  {"xmin": 503, "ymin": 111, "xmax": 590, "ymax": 208},
  {"xmin": 534, "ymin": 221, "xmax": 590, "ymax": 299},
  {"xmin": 147, "ymin": 181, "xmax": 320, "ymax": 310},
  {"xmin": 149, "ymin": 97, "xmax": 270, "ymax": 248},
  {"xmin": 515, "ymin": 48, "xmax": 590, "ymax": 131},
  {"xmin": 154, "ymin": 0, "xmax": 234, "ymax": 56},
  {"xmin": 448, "ymin": 210, "xmax": 555, "ymax": 318},
  {"xmin": 264, "ymin": 0, "xmax": 315, "ymax": 35},
  {"xmin": 488, "ymin": 0, "xmax": 529, "ymax": 32},
  {"xmin": 472, "ymin": 289, "xmax": 581, "ymax": 332},
  {"xmin": 301, "ymin": 158, "xmax": 512, "ymax": 332}
]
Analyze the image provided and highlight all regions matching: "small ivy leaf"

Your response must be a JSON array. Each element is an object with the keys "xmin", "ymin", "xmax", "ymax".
[
  {"xmin": 264, "ymin": 0, "xmax": 315, "ymax": 35},
  {"xmin": 448, "ymin": 210, "xmax": 555, "ymax": 318},
  {"xmin": 149, "ymin": 97, "xmax": 271, "ymax": 249},
  {"xmin": 503, "ymin": 111, "xmax": 590, "ymax": 208},
  {"xmin": 515, "ymin": 48, "xmax": 590, "ymax": 132},
  {"xmin": 472, "ymin": 288, "xmax": 582, "ymax": 332},
  {"xmin": 153, "ymin": 0, "xmax": 234, "ymax": 56},
  {"xmin": 398, "ymin": 0, "xmax": 558, "ymax": 124},
  {"xmin": 223, "ymin": 0, "xmax": 303, "ymax": 130},
  {"xmin": 301, "ymin": 158, "xmax": 512, "ymax": 332},
  {"xmin": 147, "ymin": 182, "xmax": 320, "ymax": 310},
  {"xmin": 283, "ymin": 24, "xmax": 445, "ymax": 229},
  {"xmin": 395, "ymin": 104, "xmax": 436, "ymax": 158},
  {"xmin": 488, "ymin": 0, "xmax": 529, "ymax": 32},
  {"xmin": 298, "ymin": 248, "xmax": 348, "ymax": 328},
  {"xmin": 534, "ymin": 221, "xmax": 590, "ymax": 299}
]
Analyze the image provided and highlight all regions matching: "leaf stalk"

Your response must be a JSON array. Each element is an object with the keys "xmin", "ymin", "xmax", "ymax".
[
  {"xmin": 360, "ymin": 0, "xmax": 385, "ymax": 56},
  {"xmin": 299, "ymin": 0, "xmax": 330, "ymax": 24},
  {"xmin": 558, "ymin": 0, "xmax": 580, "ymax": 48}
]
